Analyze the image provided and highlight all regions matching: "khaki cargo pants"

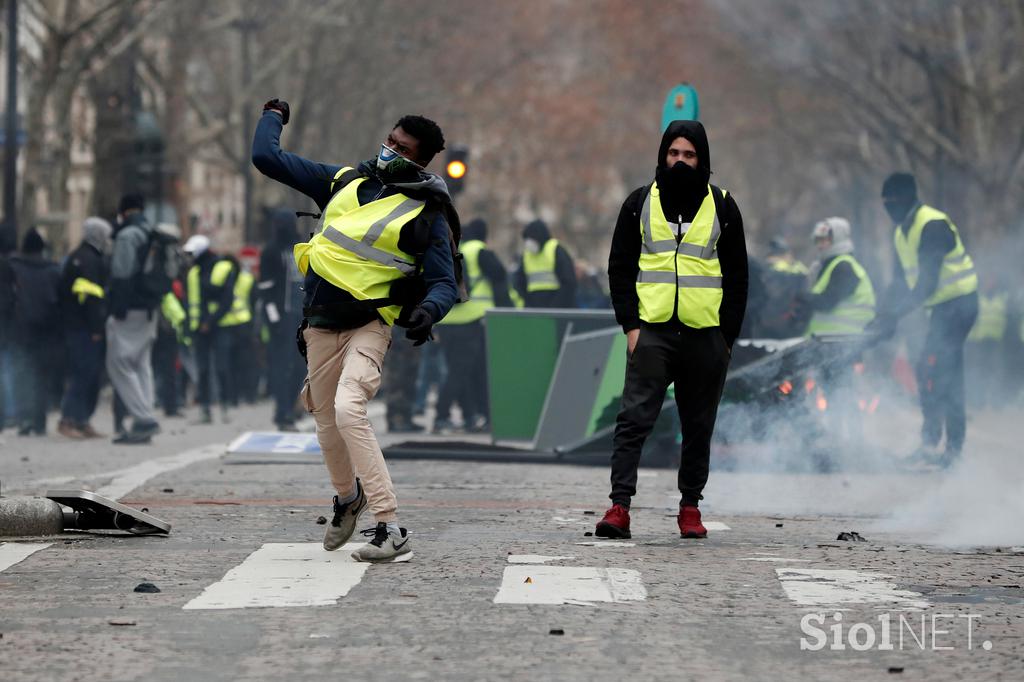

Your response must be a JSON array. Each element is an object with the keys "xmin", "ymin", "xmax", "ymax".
[{"xmin": 301, "ymin": 320, "xmax": 396, "ymax": 522}]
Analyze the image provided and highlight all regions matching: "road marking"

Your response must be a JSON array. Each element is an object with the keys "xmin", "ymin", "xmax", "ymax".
[
  {"xmin": 32, "ymin": 444, "xmax": 223, "ymax": 501},
  {"xmin": 183, "ymin": 542, "xmax": 371, "ymax": 610},
  {"xmin": 704, "ymin": 521, "xmax": 731, "ymax": 531},
  {"xmin": 494, "ymin": 565, "xmax": 646, "ymax": 605},
  {"xmin": 0, "ymin": 542, "xmax": 52, "ymax": 572},
  {"xmin": 507, "ymin": 555, "xmax": 576, "ymax": 564},
  {"xmin": 776, "ymin": 568, "xmax": 930, "ymax": 609},
  {"xmin": 740, "ymin": 557, "xmax": 812, "ymax": 562},
  {"xmin": 575, "ymin": 541, "xmax": 636, "ymax": 547}
]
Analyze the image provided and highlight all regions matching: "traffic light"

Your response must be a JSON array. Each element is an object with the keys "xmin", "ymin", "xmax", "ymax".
[{"xmin": 445, "ymin": 145, "xmax": 469, "ymax": 196}]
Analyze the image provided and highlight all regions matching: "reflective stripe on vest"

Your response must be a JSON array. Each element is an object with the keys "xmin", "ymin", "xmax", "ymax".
[
  {"xmin": 293, "ymin": 167, "xmax": 424, "ymax": 325},
  {"xmin": 523, "ymin": 239, "xmax": 560, "ymax": 292},
  {"xmin": 636, "ymin": 181, "xmax": 724, "ymax": 328},
  {"xmin": 968, "ymin": 292, "xmax": 1008, "ymax": 342},
  {"xmin": 806, "ymin": 254, "xmax": 876, "ymax": 336},
  {"xmin": 441, "ymin": 239, "xmax": 492, "ymax": 325},
  {"xmin": 893, "ymin": 204, "xmax": 978, "ymax": 307},
  {"xmin": 70, "ymin": 277, "xmax": 104, "ymax": 304}
]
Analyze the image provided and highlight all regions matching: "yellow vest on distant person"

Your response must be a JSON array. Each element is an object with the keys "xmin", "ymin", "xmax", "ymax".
[
  {"xmin": 968, "ymin": 292, "xmax": 1008, "ymax": 342},
  {"xmin": 293, "ymin": 167, "xmax": 425, "ymax": 325},
  {"xmin": 188, "ymin": 260, "xmax": 253, "ymax": 330},
  {"xmin": 893, "ymin": 204, "xmax": 977, "ymax": 307},
  {"xmin": 806, "ymin": 254, "xmax": 875, "ymax": 336},
  {"xmin": 441, "ymin": 239, "xmax": 492, "ymax": 325},
  {"xmin": 523, "ymin": 239, "xmax": 560, "ymax": 293},
  {"xmin": 636, "ymin": 181, "xmax": 724, "ymax": 328}
]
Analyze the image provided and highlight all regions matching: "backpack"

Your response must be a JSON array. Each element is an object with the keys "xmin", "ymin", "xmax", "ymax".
[{"xmin": 135, "ymin": 227, "xmax": 180, "ymax": 301}]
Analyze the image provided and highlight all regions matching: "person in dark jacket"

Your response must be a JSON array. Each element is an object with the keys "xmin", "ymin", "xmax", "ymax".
[
  {"xmin": 253, "ymin": 99, "xmax": 459, "ymax": 562},
  {"xmin": 58, "ymin": 217, "xmax": 113, "ymax": 438},
  {"xmin": 597, "ymin": 120, "xmax": 748, "ymax": 541},
  {"xmin": 513, "ymin": 219, "xmax": 577, "ymax": 308},
  {"xmin": 258, "ymin": 208, "xmax": 306, "ymax": 430},
  {"xmin": 8, "ymin": 227, "xmax": 62, "ymax": 435},
  {"xmin": 434, "ymin": 217, "xmax": 513, "ymax": 433}
]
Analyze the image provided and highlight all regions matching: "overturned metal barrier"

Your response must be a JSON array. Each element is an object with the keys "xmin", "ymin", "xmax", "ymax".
[{"xmin": 45, "ymin": 490, "xmax": 170, "ymax": 535}]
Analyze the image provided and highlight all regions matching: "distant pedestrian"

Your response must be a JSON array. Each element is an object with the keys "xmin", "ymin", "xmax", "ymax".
[
  {"xmin": 58, "ymin": 217, "xmax": 113, "ymax": 438},
  {"xmin": 434, "ymin": 218, "xmax": 512, "ymax": 433},
  {"xmin": 869, "ymin": 172, "xmax": 978, "ymax": 466},
  {"xmin": 8, "ymin": 227, "xmax": 62, "ymax": 435},
  {"xmin": 106, "ymin": 194, "xmax": 174, "ymax": 444},
  {"xmin": 258, "ymin": 209, "xmax": 307, "ymax": 431},
  {"xmin": 513, "ymin": 219, "xmax": 577, "ymax": 308}
]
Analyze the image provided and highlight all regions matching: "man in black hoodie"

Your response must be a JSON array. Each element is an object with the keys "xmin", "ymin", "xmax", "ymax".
[
  {"xmin": 597, "ymin": 120, "xmax": 748, "ymax": 540},
  {"xmin": 513, "ymin": 219, "xmax": 577, "ymax": 308}
]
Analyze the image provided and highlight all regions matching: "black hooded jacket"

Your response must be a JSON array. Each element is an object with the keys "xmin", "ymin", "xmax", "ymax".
[
  {"xmin": 463, "ymin": 219, "xmax": 513, "ymax": 308},
  {"xmin": 513, "ymin": 219, "xmax": 578, "ymax": 308},
  {"xmin": 607, "ymin": 121, "xmax": 748, "ymax": 345},
  {"xmin": 258, "ymin": 209, "xmax": 304, "ymax": 319}
]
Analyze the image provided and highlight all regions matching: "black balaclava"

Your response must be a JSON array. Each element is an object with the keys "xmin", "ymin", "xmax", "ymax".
[
  {"xmin": 655, "ymin": 120, "xmax": 712, "ymax": 222},
  {"xmin": 463, "ymin": 218, "xmax": 487, "ymax": 242},
  {"xmin": 21, "ymin": 227, "xmax": 46, "ymax": 255},
  {"xmin": 881, "ymin": 172, "xmax": 918, "ymax": 224}
]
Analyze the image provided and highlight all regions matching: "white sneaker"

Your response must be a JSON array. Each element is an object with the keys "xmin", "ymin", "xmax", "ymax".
[{"xmin": 351, "ymin": 522, "xmax": 412, "ymax": 563}]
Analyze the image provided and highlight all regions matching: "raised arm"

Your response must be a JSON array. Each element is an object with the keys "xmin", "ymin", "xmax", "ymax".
[{"xmin": 251, "ymin": 108, "xmax": 343, "ymax": 210}]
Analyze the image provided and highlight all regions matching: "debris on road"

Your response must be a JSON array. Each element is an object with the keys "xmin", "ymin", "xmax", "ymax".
[
  {"xmin": 133, "ymin": 582, "xmax": 160, "ymax": 593},
  {"xmin": 837, "ymin": 531, "xmax": 867, "ymax": 542},
  {"xmin": 316, "ymin": 516, "xmax": 327, "ymax": 525},
  {"xmin": 549, "ymin": 628, "xmax": 564, "ymax": 635}
]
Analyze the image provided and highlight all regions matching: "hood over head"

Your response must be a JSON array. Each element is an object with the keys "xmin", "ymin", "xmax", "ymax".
[
  {"xmin": 522, "ymin": 219, "xmax": 551, "ymax": 245},
  {"xmin": 812, "ymin": 217, "xmax": 854, "ymax": 258},
  {"xmin": 655, "ymin": 120, "xmax": 712, "ymax": 221},
  {"xmin": 658, "ymin": 120, "xmax": 711, "ymax": 176},
  {"xmin": 82, "ymin": 217, "xmax": 113, "ymax": 254},
  {"xmin": 463, "ymin": 218, "xmax": 487, "ymax": 242},
  {"xmin": 22, "ymin": 227, "xmax": 47, "ymax": 255}
]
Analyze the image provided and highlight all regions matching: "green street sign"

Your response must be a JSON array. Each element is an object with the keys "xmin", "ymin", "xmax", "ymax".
[{"xmin": 662, "ymin": 83, "xmax": 699, "ymax": 131}]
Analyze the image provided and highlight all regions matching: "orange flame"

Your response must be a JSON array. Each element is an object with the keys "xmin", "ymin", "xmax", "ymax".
[
  {"xmin": 779, "ymin": 380, "xmax": 793, "ymax": 395},
  {"xmin": 867, "ymin": 395, "xmax": 880, "ymax": 414},
  {"xmin": 804, "ymin": 378, "xmax": 816, "ymax": 393},
  {"xmin": 816, "ymin": 389, "xmax": 828, "ymax": 412}
]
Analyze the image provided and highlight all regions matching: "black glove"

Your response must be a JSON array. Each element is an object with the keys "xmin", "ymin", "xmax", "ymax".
[
  {"xmin": 404, "ymin": 306, "xmax": 434, "ymax": 346},
  {"xmin": 263, "ymin": 98, "xmax": 290, "ymax": 125}
]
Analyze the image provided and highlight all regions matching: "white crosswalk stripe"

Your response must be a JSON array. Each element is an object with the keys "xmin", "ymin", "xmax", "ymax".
[
  {"xmin": 776, "ymin": 568, "xmax": 930, "ymax": 610},
  {"xmin": 0, "ymin": 542, "xmax": 51, "ymax": 573}
]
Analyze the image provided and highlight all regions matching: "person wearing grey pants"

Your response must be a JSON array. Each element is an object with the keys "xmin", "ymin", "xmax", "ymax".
[{"xmin": 106, "ymin": 195, "xmax": 164, "ymax": 444}]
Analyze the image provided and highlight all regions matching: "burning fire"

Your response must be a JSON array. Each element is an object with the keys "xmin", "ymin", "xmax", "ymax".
[{"xmin": 779, "ymin": 380, "xmax": 793, "ymax": 395}]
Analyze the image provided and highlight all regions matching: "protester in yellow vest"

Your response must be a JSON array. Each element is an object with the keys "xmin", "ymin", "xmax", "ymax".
[
  {"xmin": 253, "ymin": 98, "xmax": 459, "ymax": 563},
  {"xmin": 805, "ymin": 217, "xmax": 875, "ymax": 337},
  {"xmin": 513, "ymin": 219, "xmax": 577, "ymax": 308},
  {"xmin": 803, "ymin": 217, "xmax": 876, "ymax": 459},
  {"xmin": 870, "ymin": 172, "xmax": 979, "ymax": 466},
  {"xmin": 766, "ymin": 237, "xmax": 809, "ymax": 275},
  {"xmin": 598, "ymin": 120, "xmax": 748, "ymax": 541},
  {"xmin": 183, "ymin": 235, "xmax": 237, "ymax": 424},
  {"xmin": 435, "ymin": 218, "xmax": 513, "ymax": 433}
]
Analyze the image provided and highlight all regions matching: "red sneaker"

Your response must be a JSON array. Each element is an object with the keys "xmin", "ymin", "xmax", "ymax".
[
  {"xmin": 678, "ymin": 505, "xmax": 707, "ymax": 538},
  {"xmin": 595, "ymin": 504, "xmax": 631, "ymax": 539}
]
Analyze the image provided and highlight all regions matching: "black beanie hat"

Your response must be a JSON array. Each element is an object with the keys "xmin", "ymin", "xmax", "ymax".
[
  {"xmin": 22, "ymin": 227, "xmax": 46, "ymax": 254},
  {"xmin": 118, "ymin": 193, "xmax": 145, "ymax": 214},
  {"xmin": 881, "ymin": 172, "xmax": 917, "ymax": 200}
]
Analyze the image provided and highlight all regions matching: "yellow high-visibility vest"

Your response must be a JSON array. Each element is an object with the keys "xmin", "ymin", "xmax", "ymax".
[
  {"xmin": 70, "ymin": 277, "xmax": 104, "ymax": 304},
  {"xmin": 968, "ymin": 292, "xmax": 1008, "ymax": 342},
  {"xmin": 441, "ymin": 239, "xmax": 492, "ymax": 325},
  {"xmin": 188, "ymin": 260, "xmax": 253, "ymax": 330},
  {"xmin": 893, "ymin": 204, "xmax": 977, "ymax": 307},
  {"xmin": 806, "ymin": 254, "xmax": 876, "ymax": 336},
  {"xmin": 293, "ymin": 167, "xmax": 425, "ymax": 325},
  {"xmin": 220, "ymin": 268, "xmax": 254, "ymax": 327},
  {"xmin": 770, "ymin": 259, "xmax": 809, "ymax": 275},
  {"xmin": 523, "ymin": 239, "xmax": 560, "ymax": 293},
  {"xmin": 636, "ymin": 181, "xmax": 724, "ymax": 328}
]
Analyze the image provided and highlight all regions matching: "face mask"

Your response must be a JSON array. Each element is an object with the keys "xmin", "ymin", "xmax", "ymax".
[
  {"xmin": 884, "ymin": 198, "xmax": 913, "ymax": 224},
  {"xmin": 376, "ymin": 144, "xmax": 422, "ymax": 180},
  {"xmin": 524, "ymin": 238, "xmax": 540, "ymax": 254}
]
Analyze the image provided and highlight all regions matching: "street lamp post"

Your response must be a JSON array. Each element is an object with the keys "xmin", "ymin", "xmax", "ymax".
[{"xmin": 3, "ymin": 0, "xmax": 18, "ymax": 251}]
